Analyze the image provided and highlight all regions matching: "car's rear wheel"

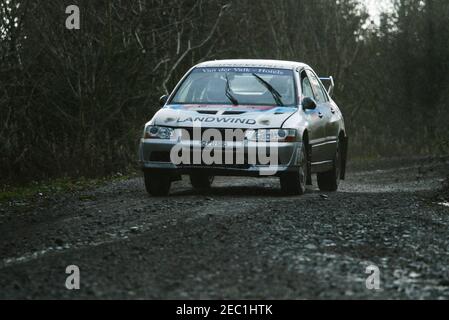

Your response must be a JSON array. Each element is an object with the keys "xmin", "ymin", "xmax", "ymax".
[
  {"xmin": 144, "ymin": 170, "xmax": 171, "ymax": 196},
  {"xmin": 317, "ymin": 141, "xmax": 341, "ymax": 192},
  {"xmin": 190, "ymin": 174, "xmax": 214, "ymax": 190},
  {"xmin": 280, "ymin": 145, "xmax": 308, "ymax": 196}
]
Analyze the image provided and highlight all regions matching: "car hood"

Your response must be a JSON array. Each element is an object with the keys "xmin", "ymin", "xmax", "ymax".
[{"xmin": 152, "ymin": 104, "xmax": 298, "ymax": 129}]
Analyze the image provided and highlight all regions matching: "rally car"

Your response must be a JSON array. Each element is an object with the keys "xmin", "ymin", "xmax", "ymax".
[{"xmin": 139, "ymin": 60, "xmax": 348, "ymax": 196}]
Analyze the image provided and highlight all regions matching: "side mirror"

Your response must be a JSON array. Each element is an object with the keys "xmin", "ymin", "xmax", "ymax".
[
  {"xmin": 302, "ymin": 97, "xmax": 317, "ymax": 110},
  {"xmin": 159, "ymin": 94, "xmax": 169, "ymax": 107}
]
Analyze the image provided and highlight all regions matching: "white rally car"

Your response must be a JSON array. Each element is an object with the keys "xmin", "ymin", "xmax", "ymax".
[{"xmin": 139, "ymin": 60, "xmax": 348, "ymax": 196}]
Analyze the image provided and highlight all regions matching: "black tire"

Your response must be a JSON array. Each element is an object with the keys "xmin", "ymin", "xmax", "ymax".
[
  {"xmin": 190, "ymin": 174, "xmax": 214, "ymax": 190},
  {"xmin": 280, "ymin": 145, "xmax": 308, "ymax": 196},
  {"xmin": 144, "ymin": 170, "xmax": 171, "ymax": 196},
  {"xmin": 317, "ymin": 141, "xmax": 341, "ymax": 192}
]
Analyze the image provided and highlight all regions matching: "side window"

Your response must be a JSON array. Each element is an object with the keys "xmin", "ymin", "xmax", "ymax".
[
  {"xmin": 301, "ymin": 72, "xmax": 314, "ymax": 99},
  {"xmin": 307, "ymin": 70, "xmax": 328, "ymax": 103}
]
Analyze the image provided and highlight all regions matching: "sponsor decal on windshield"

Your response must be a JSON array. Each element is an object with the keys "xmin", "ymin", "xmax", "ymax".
[
  {"xmin": 167, "ymin": 105, "xmax": 297, "ymax": 113},
  {"xmin": 193, "ymin": 67, "xmax": 292, "ymax": 76}
]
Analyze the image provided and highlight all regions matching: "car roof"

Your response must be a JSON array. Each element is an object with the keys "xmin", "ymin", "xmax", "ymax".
[{"xmin": 195, "ymin": 59, "xmax": 310, "ymax": 71}]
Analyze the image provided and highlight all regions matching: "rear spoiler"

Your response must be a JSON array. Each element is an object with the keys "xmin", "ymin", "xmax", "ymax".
[{"xmin": 319, "ymin": 76, "xmax": 335, "ymax": 97}]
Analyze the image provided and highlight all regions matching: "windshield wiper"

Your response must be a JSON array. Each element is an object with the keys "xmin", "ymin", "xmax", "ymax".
[
  {"xmin": 225, "ymin": 73, "xmax": 239, "ymax": 106},
  {"xmin": 252, "ymin": 73, "xmax": 284, "ymax": 106}
]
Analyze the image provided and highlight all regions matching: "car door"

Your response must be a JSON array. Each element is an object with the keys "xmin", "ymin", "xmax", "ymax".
[
  {"xmin": 300, "ymin": 71, "xmax": 327, "ymax": 163},
  {"xmin": 306, "ymin": 70, "xmax": 337, "ymax": 162}
]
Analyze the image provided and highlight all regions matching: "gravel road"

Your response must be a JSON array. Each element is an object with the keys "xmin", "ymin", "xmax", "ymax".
[{"xmin": 1, "ymin": 157, "xmax": 449, "ymax": 300}]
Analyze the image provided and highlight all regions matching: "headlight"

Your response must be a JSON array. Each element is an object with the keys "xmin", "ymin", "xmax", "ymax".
[
  {"xmin": 246, "ymin": 129, "xmax": 298, "ymax": 142},
  {"xmin": 143, "ymin": 126, "xmax": 175, "ymax": 140}
]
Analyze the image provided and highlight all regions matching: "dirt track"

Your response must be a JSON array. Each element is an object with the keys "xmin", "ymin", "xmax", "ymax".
[{"xmin": 1, "ymin": 157, "xmax": 449, "ymax": 299}]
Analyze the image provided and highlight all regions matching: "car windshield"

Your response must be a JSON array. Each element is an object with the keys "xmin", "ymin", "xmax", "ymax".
[{"xmin": 171, "ymin": 67, "xmax": 296, "ymax": 106}]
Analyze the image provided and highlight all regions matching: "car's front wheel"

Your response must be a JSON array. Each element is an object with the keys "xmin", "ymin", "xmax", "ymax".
[
  {"xmin": 317, "ymin": 141, "xmax": 341, "ymax": 192},
  {"xmin": 190, "ymin": 174, "xmax": 214, "ymax": 190},
  {"xmin": 280, "ymin": 145, "xmax": 308, "ymax": 196},
  {"xmin": 144, "ymin": 170, "xmax": 172, "ymax": 196}
]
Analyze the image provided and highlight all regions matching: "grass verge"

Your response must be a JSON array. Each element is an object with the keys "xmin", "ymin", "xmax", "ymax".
[{"xmin": 0, "ymin": 172, "xmax": 138, "ymax": 204}]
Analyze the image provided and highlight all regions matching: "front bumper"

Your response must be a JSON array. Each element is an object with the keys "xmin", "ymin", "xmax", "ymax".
[{"xmin": 138, "ymin": 139, "xmax": 303, "ymax": 177}]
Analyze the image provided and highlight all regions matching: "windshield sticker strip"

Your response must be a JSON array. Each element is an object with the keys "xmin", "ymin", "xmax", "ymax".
[
  {"xmin": 167, "ymin": 105, "xmax": 297, "ymax": 113},
  {"xmin": 193, "ymin": 67, "xmax": 292, "ymax": 76}
]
